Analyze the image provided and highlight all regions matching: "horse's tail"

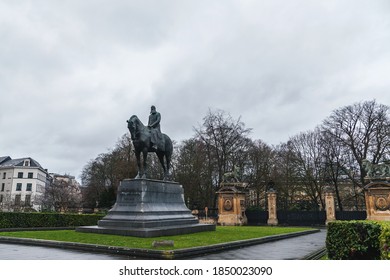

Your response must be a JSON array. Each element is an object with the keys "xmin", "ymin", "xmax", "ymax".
[{"xmin": 164, "ymin": 134, "xmax": 173, "ymax": 158}]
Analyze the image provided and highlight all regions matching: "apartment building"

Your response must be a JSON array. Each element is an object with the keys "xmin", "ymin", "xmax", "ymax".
[{"xmin": 0, "ymin": 156, "xmax": 50, "ymax": 211}]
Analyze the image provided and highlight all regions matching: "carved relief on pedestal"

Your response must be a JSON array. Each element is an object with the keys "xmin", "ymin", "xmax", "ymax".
[
  {"xmin": 364, "ymin": 181, "xmax": 390, "ymax": 221},
  {"xmin": 374, "ymin": 195, "xmax": 389, "ymax": 211},
  {"xmin": 223, "ymin": 196, "xmax": 234, "ymax": 212}
]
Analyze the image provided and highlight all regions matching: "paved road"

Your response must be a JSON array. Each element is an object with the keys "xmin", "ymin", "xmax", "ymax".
[
  {"xmin": 191, "ymin": 229, "xmax": 327, "ymax": 260},
  {"xmin": 0, "ymin": 229, "xmax": 326, "ymax": 260},
  {"xmin": 0, "ymin": 243, "xmax": 125, "ymax": 260}
]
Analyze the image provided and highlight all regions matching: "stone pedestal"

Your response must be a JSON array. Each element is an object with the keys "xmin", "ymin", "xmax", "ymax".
[
  {"xmin": 76, "ymin": 179, "xmax": 215, "ymax": 237},
  {"xmin": 364, "ymin": 180, "xmax": 390, "ymax": 221},
  {"xmin": 324, "ymin": 190, "xmax": 336, "ymax": 224},
  {"xmin": 267, "ymin": 189, "xmax": 278, "ymax": 226},
  {"xmin": 217, "ymin": 183, "xmax": 247, "ymax": 226}
]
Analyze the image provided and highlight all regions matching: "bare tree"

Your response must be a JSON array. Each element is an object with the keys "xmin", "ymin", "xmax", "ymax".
[
  {"xmin": 193, "ymin": 109, "xmax": 252, "ymax": 207},
  {"xmin": 320, "ymin": 100, "xmax": 390, "ymax": 209},
  {"xmin": 0, "ymin": 192, "xmax": 13, "ymax": 212},
  {"xmin": 322, "ymin": 100, "xmax": 390, "ymax": 186},
  {"xmin": 80, "ymin": 133, "xmax": 139, "ymax": 210},
  {"xmin": 273, "ymin": 142, "xmax": 302, "ymax": 210},
  {"xmin": 319, "ymin": 129, "xmax": 348, "ymax": 210},
  {"xmin": 287, "ymin": 128, "xmax": 326, "ymax": 210},
  {"xmin": 195, "ymin": 109, "xmax": 252, "ymax": 180},
  {"xmin": 42, "ymin": 177, "xmax": 82, "ymax": 212},
  {"xmin": 176, "ymin": 138, "xmax": 211, "ymax": 209},
  {"xmin": 246, "ymin": 139, "xmax": 275, "ymax": 208}
]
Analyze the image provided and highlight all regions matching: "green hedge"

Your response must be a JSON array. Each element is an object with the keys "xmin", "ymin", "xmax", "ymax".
[
  {"xmin": 326, "ymin": 220, "xmax": 390, "ymax": 260},
  {"xmin": 379, "ymin": 222, "xmax": 390, "ymax": 259},
  {"xmin": 0, "ymin": 212, "xmax": 105, "ymax": 229}
]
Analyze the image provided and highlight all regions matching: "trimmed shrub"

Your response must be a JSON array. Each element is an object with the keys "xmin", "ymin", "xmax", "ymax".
[
  {"xmin": 379, "ymin": 222, "xmax": 390, "ymax": 260},
  {"xmin": 326, "ymin": 220, "xmax": 381, "ymax": 260},
  {"xmin": 0, "ymin": 212, "xmax": 104, "ymax": 229}
]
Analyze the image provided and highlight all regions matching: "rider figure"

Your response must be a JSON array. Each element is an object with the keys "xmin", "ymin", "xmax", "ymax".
[{"xmin": 148, "ymin": 105, "xmax": 161, "ymax": 150}]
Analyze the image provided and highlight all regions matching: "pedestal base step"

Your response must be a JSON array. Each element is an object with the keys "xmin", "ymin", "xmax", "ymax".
[{"xmin": 76, "ymin": 223, "xmax": 216, "ymax": 238}]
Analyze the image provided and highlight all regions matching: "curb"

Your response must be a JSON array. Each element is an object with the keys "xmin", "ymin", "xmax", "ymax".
[
  {"xmin": 0, "ymin": 227, "xmax": 76, "ymax": 232},
  {"xmin": 300, "ymin": 247, "xmax": 327, "ymax": 260},
  {"xmin": 0, "ymin": 228, "xmax": 320, "ymax": 260}
]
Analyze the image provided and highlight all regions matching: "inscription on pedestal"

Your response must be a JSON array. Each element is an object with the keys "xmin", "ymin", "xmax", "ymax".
[{"xmin": 118, "ymin": 191, "xmax": 141, "ymax": 205}]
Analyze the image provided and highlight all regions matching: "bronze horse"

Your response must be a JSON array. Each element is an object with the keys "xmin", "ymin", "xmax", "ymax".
[{"xmin": 127, "ymin": 115, "xmax": 173, "ymax": 180}]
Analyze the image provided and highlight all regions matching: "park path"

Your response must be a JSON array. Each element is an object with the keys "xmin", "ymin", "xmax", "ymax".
[
  {"xmin": 190, "ymin": 229, "xmax": 327, "ymax": 260},
  {"xmin": 0, "ymin": 229, "xmax": 326, "ymax": 260}
]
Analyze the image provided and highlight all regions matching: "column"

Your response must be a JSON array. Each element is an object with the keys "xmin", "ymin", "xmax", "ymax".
[
  {"xmin": 324, "ymin": 189, "xmax": 336, "ymax": 224},
  {"xmin": 267, "ymin": 189, "xmax": 278, "ymax": 226}
]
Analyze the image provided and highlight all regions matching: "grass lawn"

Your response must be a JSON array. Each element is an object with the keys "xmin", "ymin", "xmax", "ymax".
[{"xmin": 0, "ymin": 226, "xmax": 311, "ymax": 250}]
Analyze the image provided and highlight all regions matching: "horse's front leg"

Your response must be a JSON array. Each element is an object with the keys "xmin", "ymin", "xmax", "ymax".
[
  {"xmin": 142, "ymin": 149, "xmax": 148, "ymax": 179},
  {"xmin": 135, "ymin": 151, "xmax": 143, "ymax": 179}
]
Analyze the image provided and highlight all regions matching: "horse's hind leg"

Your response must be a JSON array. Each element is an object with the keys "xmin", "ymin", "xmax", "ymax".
[
  {"xmin": 165, "ymin": 153, "xmax": 172, "ymax": 181},
  {"xmin": 157, "ymin": 152, "xmax": 167, "ymax": 180}
]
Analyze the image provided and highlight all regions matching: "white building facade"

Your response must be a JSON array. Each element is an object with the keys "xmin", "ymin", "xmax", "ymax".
[{"xmin": 0, "ymin": 156, "xmax": 50, "ymax": 211}]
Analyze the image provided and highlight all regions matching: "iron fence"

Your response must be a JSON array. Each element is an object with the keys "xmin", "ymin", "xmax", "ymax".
[
  {"xmin": 245, "ymin": 210, "xmax": 268, "ymax": 225},
  {"xmin": 335, "ymin": 211, "xmax": 366, "ymax": 220},
  {"xmin": 276, "ymin": 210, "xmax": 326, "ymax": 226}
]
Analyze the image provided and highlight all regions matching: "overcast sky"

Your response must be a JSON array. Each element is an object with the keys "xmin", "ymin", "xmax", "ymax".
[{"xmin": 1, "ymin": 0, "xmax": 390, "ymax": 180}]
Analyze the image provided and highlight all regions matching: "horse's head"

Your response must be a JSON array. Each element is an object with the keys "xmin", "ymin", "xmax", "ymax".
[{"xmin": 127, "ymin": 115, "xmax": 139, "ymax": 140}]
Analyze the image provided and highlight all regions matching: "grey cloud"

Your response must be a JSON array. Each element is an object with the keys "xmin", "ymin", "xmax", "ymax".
[{"xmin": 1, "ymin": 0, "xmax": 390, "ymax": 178}]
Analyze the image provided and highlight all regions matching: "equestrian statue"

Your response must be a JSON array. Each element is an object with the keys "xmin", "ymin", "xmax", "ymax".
[
  {"xmin": 127, "ymin": 106, "xmax": 173, "ymax": 181},
  {"xmin": 362, "ymin": 159, "xmax": 390, "ymax": 179}
]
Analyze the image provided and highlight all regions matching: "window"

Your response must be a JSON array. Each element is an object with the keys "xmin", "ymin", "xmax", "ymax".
[
  {"xmin": 16, "ymin": 183, "xmax": 22, "ymax": 191},
  {"xmin": 0, "ymin": 194, "xmax": 3, "ymax": 203},
  {"xmin": 24, "ymin": 160, "xmax": 30, "ymax": 166},
  {"xmin": 28, "ymin": 172, "xmax": 33, "ymax": 179},
  {"xmin": 26, "ymin": 183, "xmax": 32, "ymax": 191},
  {"xmin": 2, "ymin": 172, "xmax": 5, "ymax": 179},
  {"xmin": 18, "ymin": 172, "xmax": 23, "ymax": 178},
  {"xmin": 14, "ymin": 194, "xmax": 21, "ymax": 206},
  {"xmin": 25, "ymin": 195, "xmax": 31, "ymax": 206},
  {"xmin": 1, "ymin": 183, "xmax": 4, "ymax": 192}
]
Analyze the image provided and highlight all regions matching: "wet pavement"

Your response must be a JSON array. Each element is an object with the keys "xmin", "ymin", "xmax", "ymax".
[
  {"xmin": 191, "ymin": 229, "xmax": 327, "ymax": 260},
  {"xmin": 0, "ymin": 229, "xmax": 326, "ymax": 260},
  {"xmin": 0, "ymin": 243, "xmax": 125, "ymax": 260}
]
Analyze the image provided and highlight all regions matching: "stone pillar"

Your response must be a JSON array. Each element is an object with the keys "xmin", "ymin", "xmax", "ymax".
[
  {"xmin": 364, "ymin": 181, "xmax": 390, "ymax": 221},
  {"xmin": 324, "ymin": 189, "xmax": 336, "ymax": 224},
  {"xmin": 217, "ymin": 183, "xmax": 248, "ymax": 226},
  {"xmin": 267, "ymin": 189, "xmax": 278, "ymax": 226}
]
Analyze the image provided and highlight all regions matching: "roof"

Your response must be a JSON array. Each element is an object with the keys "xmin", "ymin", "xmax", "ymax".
[
  {"xmin": 0, "ymin": 156, "xmax": 43, "ymax": 169},
  {"xmin": 0, "ymin": 156, "xmax": 11, "ymax": 165}
]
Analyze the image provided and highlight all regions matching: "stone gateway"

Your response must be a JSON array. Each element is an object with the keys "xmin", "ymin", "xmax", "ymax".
[{"xmin": 217, "ymin": 182, "xmax": 248, "ymax": 226}]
